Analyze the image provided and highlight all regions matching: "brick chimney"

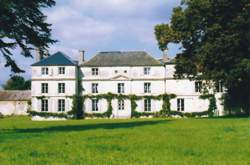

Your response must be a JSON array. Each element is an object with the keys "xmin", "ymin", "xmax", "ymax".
[{"xmin": 79, "ymin": 50, "xmax": 85, "ymax": 64}]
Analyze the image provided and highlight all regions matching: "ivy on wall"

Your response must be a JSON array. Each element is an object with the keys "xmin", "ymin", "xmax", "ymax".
[{"xmin": 200, "ymin": 94, "xmax": 217, "ymax": 117}]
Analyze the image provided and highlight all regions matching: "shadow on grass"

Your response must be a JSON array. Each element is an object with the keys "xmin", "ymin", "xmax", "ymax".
[{"xmin": 3, "ymin": 120, "xmax": 169, "ymax": 134}]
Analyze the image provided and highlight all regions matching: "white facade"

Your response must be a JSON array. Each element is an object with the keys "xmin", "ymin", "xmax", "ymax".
[{"xmin": 31, "ymin": 51, "xmax": 224, "ymax": 118}]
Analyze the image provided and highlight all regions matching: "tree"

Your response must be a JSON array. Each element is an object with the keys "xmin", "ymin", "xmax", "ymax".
[
  {"xmin": 155, "ymin": 0, "xmax": 250, "ymax": 114},
  {"xmin": 2, "ymin": 75, "xmax": 31, "ymax": 90},
  {"xmin": 0, "ymin": 0, "xmax": 56, "ymax": 73}
]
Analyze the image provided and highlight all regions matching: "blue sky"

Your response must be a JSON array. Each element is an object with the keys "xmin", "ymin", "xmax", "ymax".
[{"xmin": 0, "ymin": 0, "xmax": 181, "ymax": 87}]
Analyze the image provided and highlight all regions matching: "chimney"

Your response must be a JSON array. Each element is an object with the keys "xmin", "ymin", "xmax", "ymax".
[
  {"xmin": 162, "ymin": 49, "xmax": 170, "ymax": 63},
  {"xmin": 79, "ymin": 50, "xmax": 85, "ymax": 64},
  {"xmin": 35, "ymin": 48, "xmax": 42, "ymax": 62}
]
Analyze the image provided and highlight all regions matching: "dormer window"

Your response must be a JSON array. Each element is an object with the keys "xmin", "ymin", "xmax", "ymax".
[
  {"xmin": 58, "ymin": 67, "xmax": 65, "ymax": 74},
  {"xmin": 195, "ymin": 81, "xmax": 202, "ymax": 92},
  {"xmin": 41, "ymin": 67, "xmax": 48, "ymax": 75},
  {"xmin": 144, "ymin": 67, "xmax": 150, "ymax": 75},
  {"xmin": 92, "ymin": 68, "xmax": 99, "ymax": 76}
]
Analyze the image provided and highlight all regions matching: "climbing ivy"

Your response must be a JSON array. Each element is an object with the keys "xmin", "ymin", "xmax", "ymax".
[{"xmin": 200, "ymin": 94, "xmax": 217, "ymax": 117}]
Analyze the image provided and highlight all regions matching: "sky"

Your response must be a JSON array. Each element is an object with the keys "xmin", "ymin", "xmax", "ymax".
[{"xmin": 0, "ymin": 0, "xmax": 182, "ymax": 87}]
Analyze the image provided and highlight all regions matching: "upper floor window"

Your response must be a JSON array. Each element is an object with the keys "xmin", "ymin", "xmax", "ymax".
[
  {"xmin": 118, "ymin": 100, "xmax": 125, "ymax": 110},
  {"xmin": 144, "ymin": 67, "xmax": 151, "ymax": 75},
  {"xmin": 92, "ymin": 83, "xmax": 98, "ymax": 93},
  {"xmin": 124, "ymin": 70, "xmax": 127, "ymax": 73},
  {"xmin": 216, "ymin": 81, "xmax": 223, "ymax": 93},
  {"xmin": 41, "ymin": 83, "xmax": 48, "ymax": 93},
  {"xmin": 58, "ymin": 99, "xmax": 65, "ymax": 112},
  {"xmin": 92, "ymin": 99, "xmax": 99, "ymax": 111},
  {"xmin": 58, "ymin": 83, "xmax": 65, "ymax": 93},
  {"xmin": 177, "ymin": 98, "xmax": 184, "ymax": 111},
  {"xmin": 92, "ymin": 68, "xmax": 99, "ymax": 76},
  {"xmin": 41, "ymin": 67, "xmax": 48, "ymax": 75},
  {"xmin": 144, "ymin": 83, "xmax": 151, "ymax": 93},
  {"xmin": 195, "ymin": 81, "xmax": 202, "ymax": 92},
  {"xmin": 118, "ymin": 83, "xmax": 125, "ymax": 93},
  {"xmin": 144, "ymin": 98, "xmax": 151, "ymax": 112},
  {"xmin": 58, "ymin": 67, "xmax": 65, "ymax": 75},
  {"xmin": 41, "ymin": 99, "xmax": 48, "ymax": 112},
  {"xmin": 115, "ymin": 70, "xmax": 118, "ymax": 74}
]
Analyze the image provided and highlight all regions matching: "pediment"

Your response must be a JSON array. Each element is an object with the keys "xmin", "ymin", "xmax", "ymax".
[{"xmin": 111, "ymin": 74, "xmax": 131, "ymax": 80}]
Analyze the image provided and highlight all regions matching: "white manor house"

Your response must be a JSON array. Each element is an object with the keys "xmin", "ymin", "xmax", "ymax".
[{"xmin": 31, "ymin": 50, "xmax": 224, "ymax": 118}]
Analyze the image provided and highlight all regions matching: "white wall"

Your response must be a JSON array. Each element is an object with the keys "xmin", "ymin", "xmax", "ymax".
[{"xmin": 0, "ymin": 101, "xmax": 29, "ymax": 116}]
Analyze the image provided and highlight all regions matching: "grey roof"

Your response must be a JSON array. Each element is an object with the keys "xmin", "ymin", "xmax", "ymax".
[
  {"xmin": 31, "ymin": 51, "xmax": 76, "ymax": 66},
  {"xmin": 0, "ymin": 90, "xmax": 31, "ymax": 101},
  {"xmin": 81, "ymin": 51, "xmax": 162, "ymax": 67},
  {"xmin": 158, "ymin": 58, "xmax": 176, "ymax": 65}
]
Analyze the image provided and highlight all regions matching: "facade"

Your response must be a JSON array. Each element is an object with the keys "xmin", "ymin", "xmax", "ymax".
[
  {"xmin": 31, "ymin": 51, "xmax": 224, "ymax": 118},
  {"xmin": 0, "ymin": 90, "xmax": 31, "ymax": 116}
]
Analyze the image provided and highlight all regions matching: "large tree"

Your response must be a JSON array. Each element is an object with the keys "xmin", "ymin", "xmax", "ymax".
[
  {"xmin": 0, "ymin": 0, "xmax": 56, "ymax": 73},
  {"xmin": 2, "ymin": 75, "xmax": 31, "ymax": 90},
  {"xmin": 155, "ymin": 0, "xmax": 250, "ymax": 114}
]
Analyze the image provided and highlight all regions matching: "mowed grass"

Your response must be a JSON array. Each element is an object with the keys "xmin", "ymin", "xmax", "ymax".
[{"xmin": 0, "ymin": 117, "xmax": 249, "ymax": 165}]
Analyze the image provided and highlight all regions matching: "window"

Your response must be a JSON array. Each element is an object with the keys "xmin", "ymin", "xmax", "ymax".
[
  {"xmin": 58, "ymin": 99, "xmax": 65, "ymax": 112},
  {"xmin": 41, "ymin": 67, "xmax": 48, "ymax": 75},
  {"xmin": 124, "ymin": 70, "xmax": 127, "ymax": 73},
  {"xmin": 144, "ymin": 67, "xmax": 150, "ymax": 75},
  {"xmin": 144, "ymin": 98, "xmax": 151, "ymax": 112},
  {"xmin": 115, "ymin": 70, "xmax": 118, "ymax": 73},
  {"xmin": 92, "ymin": 83, "xmax": 98, "ymax": 93},
  {"xmin": 118, "ymin": 100, "xmax": 125, "ymax": 110},
  {"xmin": 92, "ymin": 68, "xmax": 99, "ymax": 75},
  {"xmin": 58, "ymin": 67, "xmax": 65, "ymax": 74},
  {"xmin": 118, "ymin": 83, "xmax": 125, "ymax": 93},
  {"xmin": 41, "ymin": 83, "xmax": 48, "ymax": 93},
  {"xmin": 177, "ymin": 98, "xmax": 184, "ymax": 111},
  {"xmin": 58, "ymin": 83, "xmax": 65, "ymax": 93},
  {"xmin": 195, "ymin": 81, "xmax": 202, "ymax": 92},
  {"xmin": 144, "ymin": 83, "xmax": 151, "ymax": 93},
  {"xmin": 41, "ymin": 99, "xmax": 48, "ymax": 112},
  {"xmin": 216, "ymin": 81, "xmax": 223, "ymax": 93},
  {"xmin": 92, "ymin": 99, "xmax": 99, "ymax": 111}
]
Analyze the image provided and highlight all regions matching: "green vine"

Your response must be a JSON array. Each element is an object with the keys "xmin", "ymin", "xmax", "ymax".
[{"xmin": 200, "ymin": 94, "xmax": 217, "ymax": 117}]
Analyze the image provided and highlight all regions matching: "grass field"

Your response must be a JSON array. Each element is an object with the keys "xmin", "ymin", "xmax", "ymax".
[{"xmin": 0, "ymin": 117, "xmax": 249, "ymax": 165}]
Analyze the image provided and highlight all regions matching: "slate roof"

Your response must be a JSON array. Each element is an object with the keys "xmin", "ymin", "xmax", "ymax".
[
  {"xmin": 0, "ymin": 90, "xmax": 31, "ymax": 101},
  {"xmin": 31, "ymin": 51, "xmax": 76, "ymax": 66},
  {"xmin": 81, "ymin": 51, "xmax": 162, "ymax": 67}
]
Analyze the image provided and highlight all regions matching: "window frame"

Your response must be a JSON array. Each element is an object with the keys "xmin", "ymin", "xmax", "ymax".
[
  {"xmin": 58, "ymin": 83, "xmax": 65, "ymax": 93},
  {"xmin": 144, "ymin": 98, "xmax": 151, "ymax": 112},
  {"xmin": 195, "ymin": 81, "xmax": 202, "ymax": 92},
  {"xmin": 58, "ymin": 67, "xmax": 65, "ymax": 75},
  {"xmin": 92, "ymin": 83, "xmax": 98, "ymax": 93},
  {"xmin": 144, "ymin": 67, "xmax": 151, "ymax": 75},
  {"xmin": 41, "ymin": 99, "xmax": 48, "ymax": 112},
  {"xmin": 177, "ymin": 98, "xmax": 185, "ymax": 112},
  {"xmin": 118, "ymin": 100, "xmax": 125, "ymax": 110},
  {"xmin": 41, "ymin": 83, "xmax": 48, "ymax": 93},
  {"xmin": 41, "ymin": 67, "xmax": 48, "ymax": 75},
  {"xmin": 144, "ymin": 82, "xmax": 151, "ymax": 93},
  {"xmin": 92, "ymin": 99, "xmax": 99, "ymax": 111},
  {"xmin": 58, "ymin": 99, "xmax": 65, "ymax": 112},
  {"xmin": 216, "ymin": 81, "xmax": 223, "ymax": 93},
  {"xmin": 117, "ymin": 83, "xmax": 125, "ymax": 93},
  {"xmin": 91, "ymin": 68, "xmax": 99, "ymax": 76}
]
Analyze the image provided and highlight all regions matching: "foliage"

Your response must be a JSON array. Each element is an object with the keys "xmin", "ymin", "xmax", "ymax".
[
  {"xmin": 69, "ymin": 95, "xmax": 84, "ymax": 119},
  {"xmin": 0, "ymin": 0, "xmax": 56, "ymax": 72},
  {"xmin": 170, "ymin": 111, "xmax": 209, "ymax": 118},
  {"xmin": 2, "ymin": 76, "xmax": 31, "ymax": 90},
  {"xmin": 28, "ymin": 111, "xmax": 68, "ymax": 118},
  {"xmin": 200, "ymin": 94, "xmax": 217, "ymax": 117},
  {"xmin": 155, "ymin": 0, "xmax": 250, "ymax": 115}
]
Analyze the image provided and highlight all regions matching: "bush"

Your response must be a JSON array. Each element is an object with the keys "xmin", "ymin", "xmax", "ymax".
[{"xmin": 0, "ymin": 112, "xmax": 4, "ymax": 119}]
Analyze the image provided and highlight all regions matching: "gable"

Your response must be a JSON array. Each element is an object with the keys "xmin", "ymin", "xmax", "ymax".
[{"xmin": 111, "ymin": 75, "xmax": 131, "ymax": 80}]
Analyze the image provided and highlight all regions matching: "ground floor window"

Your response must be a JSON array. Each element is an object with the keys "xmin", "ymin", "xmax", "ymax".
[
  {"xmin": 144, "ymin": 98, "xmax": 151, "ymax": 112},
  {"xmin": 92, "ymin": 99, "xmax": 99, "ymax": 111},
  {"xmin": 177, "ymin": 98, "xmax": 185, "ymax": 111},
  {"xmin": 58, "ymin": 99, "xmax": 65, "ymax": 112},
  {"xmin": 41, "ymin": 99, "xmax": 48, "ymax": 112},
  {"xmin": 118, "ymin": 100, "xmax": 125, "ymax": 110}
]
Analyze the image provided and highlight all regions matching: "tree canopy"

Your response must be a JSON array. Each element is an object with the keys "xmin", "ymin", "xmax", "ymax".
[
  {"xmin": 155, "ymin": 0, "xmax": 250, "ymax": 114},
  {"xmin": 2, "ymin": 75, "xmax": 31, "ymax": 90},
  {"xmin": 0, "ymin": 0, "xmax": 56, "ymax": 73}
]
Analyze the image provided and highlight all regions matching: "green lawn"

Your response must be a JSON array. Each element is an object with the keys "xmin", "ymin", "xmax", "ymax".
[{"xmin": 0, "ymin": 117, "xmax": 249, "ymax": 165}]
